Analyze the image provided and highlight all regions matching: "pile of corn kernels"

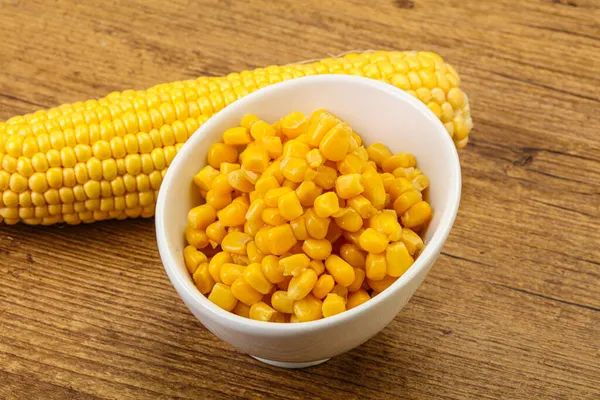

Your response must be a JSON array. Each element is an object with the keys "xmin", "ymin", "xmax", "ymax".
[{"xmin": 183, "ymin": 110, "xmax": 432, "ymax": 323}]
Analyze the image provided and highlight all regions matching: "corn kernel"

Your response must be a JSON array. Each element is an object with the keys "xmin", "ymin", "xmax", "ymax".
[
  {"xmin": 207, "ymin": 143, "xmax": 238, "ymax": 168},
  {"xmin": 186, "ymin": 227, "xmax": 209, "ymax": 249},
  {"xmin": 206, "ymin": 189, "xmax": 232, "ymax": 210},
  {"xmin": 279, "ymin": 253, "xmax": 311, "ymax": 276},
  {"xmin": 261, "ymin": 207, "xmax": 286, "ymax": 225},
  {"xmin": 231, "ymin": 277, "xmax": 263, "ymax": 305},
  {"xmin": 312, "ymin": 274, "xmax": 335, "ymax": 299},
  {"xmin": 260, "ymin": 135, "xmax": 283, "ymax": 159},
  {"xmin": 241, "ymin": 146, "xmax": 269, "ymax": 173},
  {"xmin": 382, "ymin": 153, "xmax": 417, "ymax": 172},
  {"xmin": 401, "ymin": 228, "xmax": 424, "ymax": 255},
  {"xmin": 295, "ymin": 180, "xmax": 323, "ymax": 207},
  {"xmin": 304, "ymin": 208, "xmax": 331, "ymax": 240},
  {"xmin": 218, "ymin": 201, "xmax": 248, "ymax": 226},
  {"xmin": 277, "ymin": 191, "xmax": 303, "ymax": 221},
  {"xmin": 343, "ymin": 228, "xmax": 364, "ymax": 247},
  {"xmin": 249, "ymin": 301, "xmax": 277, "ymax": 322},
  {"xmin": 263, "ymin": 187, "xmax": 292, "ymax": 207},
  {"xmin": 208, "ymin": 251, "xmax": 232, "ymax": 283},
  {"xmin": 243, "ymin": 262, "xmax": 274, "ymax": 294},
  {"xmin": 288, "ymin": 268, "xmax": 318, "ymax": 300},
  {"xmin": 307, "ymin": 111, "xmax": 339, "ymax": 147},
  {"xmin": 233, "ymin": 302, "xmax": 251, "ymax": 318},
  {"xmin": 223, "ymin": 126, "xmax": 251, "ymax": 145},
  {"xmin": 339, "ymin": 243, "xmax": 366, "ymax": 269},
  {"xmin": 293, "ymin": 294, "xmax": 322, "ymax": 322},
  {"xmin": 302, "ymin": 239, "xmax": 332, "ymax": 260},
  {"xmin": 193, "ymin": 165, "xmax": 219, "ymax": 191},
  {"xmin": 325, "ymin": 222, "xmax": 343, "ymax": 243},
  {"xmin": 333, "ymin": 208, "xmax": 363, "ymax": 232},
  {"xmin": 281, "ymin": 111, "xmax": 308, "ymax": 139},
  {"xmin": 313, "ymin": 165, "xmax": 337, "ymax": 190},
  {"xmin": 289, "ymin": 215, "xmax": 309, "ymax": 240},
  {"xmin": 322, "ymin": 293, "xmax": 346, "ymax": 318},
  {"xmin": 306, "ymin": 148, "xmax": 325, "ymax": 168},
  {"xmin": 187, "ymin": 204, "xmax": 216, "ymax": 230},
  {"xmin": 220, "ymin": 162, "xmax": 240, "ymax": 175},
  {"xmin": 280, "ymin": 157, "xmax": 309, "ymax": 183},
  {"xmin": 369, "ymin": 211, "xmax": 402, "ymax": 241},
  {"xmin": 308, "ymin": 259, "xmax": 325, "ymax": 275},
  {"xmin": 347, "ymin": 289, "xmax": 370, "ymax": 309},
  {"xmin": 184, "ymin": 245, "xmax": 208, "ymax": 274},
  {"xmin": 365, "ymin": 253, "xmax": 387, "ymax": 281},
  {"xmin": 359, "ymin": 228, "xmax": 389, "ymax": 254},
  {"xmin": 313, "ymin": 191, "xmax": 339, "ymax": 218},
  {"xmin": 366, "ymin": 143, "xmax": 392, "ymax": 167},
  {"xmin": 401, "ymin": 201, "xmax": 432, "ymax": 228},
  {"xmin": 386, "ymin": 242, "xmax": 414, "ymax": 277},
  {"xmin": 221, "ymin": 231, "xmax": 252, "ymax": 254},
  {"xmin": 325, "ymin": 255, "xmax": 355, "ymax": 287},
  {"xmin": 246, "ymin": 241, "xmax": 264, "ymax": 264},
  {"xmin": 335, "ymin": 173, "xmax": 364, "ymax": 199},
  {"xmin": 255, "ymin": 175, "xmax": 280, "ymax": 197},
  {"xmin": 347, "ymin": 194, "xmax": 374, "ymax": 219},
  {"xmin": 271, "ymin": 290, "xmax": 295, "ymax": 314},
  {"xmin": 250, "ymin": 120, "xmax": 276, "ymax": 139},
  {"xmin": 262, "ymin": 159, "xmax": 284, "ymax": 184},
  {"xmin": 220, "ymin": 263, "xmax": 246, "ymax": 285},
  {"xmin": 266, "ymin": 224, "xmax": 297, "ymax": 255},
  {"xmin": 261, "ymin": 255, "xmax": 285, "ymax": 284},
  {"xmin": 337, "ymin": 153, "xmax": 363, "ymax": 175},
  {"xmin": 319, "ymin": 122, "xmax": 351, "ymax": 161},
  {"xmin": 282, "ymin": 139, "xmax": 310, "ymax": 159},
  {"xmin": 228, "ymin": 169, "xmax": 254, "ymax": 193},
  {"xmin": 208, "ymin": 283, "xmax": 238, "ymax": 312},
  {"xmin": 241, "ymin": 114, "xmax": 259, "ymax": 130},
  {"xmin": 347, "ymin": 267, "xmax": 366, "ymax": 292}
]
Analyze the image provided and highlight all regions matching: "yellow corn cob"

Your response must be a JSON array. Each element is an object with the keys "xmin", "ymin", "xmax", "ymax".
[{"xmin": 0, "ymin": 50, "xmax": 472, "ymax": 225}]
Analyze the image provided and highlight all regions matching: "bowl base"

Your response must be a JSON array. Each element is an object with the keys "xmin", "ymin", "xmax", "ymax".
[{"xmin": 251, "ymin": 356, "xmax": 330, "ymax": 369}]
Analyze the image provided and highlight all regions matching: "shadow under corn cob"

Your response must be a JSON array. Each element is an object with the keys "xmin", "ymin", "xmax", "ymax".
[{"xmin": 0, "ymin": 51, "xmax": 472, "ymax": 225}]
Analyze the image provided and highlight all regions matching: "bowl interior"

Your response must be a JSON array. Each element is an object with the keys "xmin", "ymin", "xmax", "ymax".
[{"xmin": 156, "ymin": 75, "xmax": 460, "ymax": 326}]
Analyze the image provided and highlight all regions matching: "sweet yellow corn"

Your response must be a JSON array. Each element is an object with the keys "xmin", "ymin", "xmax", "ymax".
[
  {"xmin": 347, "ymin": 289, "xmax": 370, "ymax": 310},
  {"xmin": 249, "ymin": 301, "xmax": 277, "ymax": 322},
  {"xmin": 293, "ymin": 295, "xmax": 323, "ymax": 322},
  {"xmin": 179, "ymin": 108, "xmax": 440, "ymax": 323},
  {"xmin": 231, "ymin": 277, "xmax": 263, "ymax": 306},
  {"xmin": 208, "ymin": 283, "xmax": 238, "ymax": 312},
  {"xmin": 288, "ymin": 268, "xmax": 318, "ymax": 300}
]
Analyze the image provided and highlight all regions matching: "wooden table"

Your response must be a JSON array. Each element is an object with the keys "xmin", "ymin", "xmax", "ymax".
[{"xmin": 1, "ymin": 0, "xmax": 599, "ymax": 398}]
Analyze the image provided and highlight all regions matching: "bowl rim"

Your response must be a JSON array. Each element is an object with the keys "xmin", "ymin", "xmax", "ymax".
[{"xmin": 156, "ymin": 75, "xmax": 461, "ymax": 335}]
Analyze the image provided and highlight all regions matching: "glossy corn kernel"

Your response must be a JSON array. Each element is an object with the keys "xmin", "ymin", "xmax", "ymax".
[
  {"xmin": 243, "ymin": 262, "xmax": 274, "ymax": 294},
  {"xmin": 347, "ymin": 194, "xmax": 374, "ymax": 219},
  {"xmin": 221, "ymin": 231, "xmax": 252, "ymax": 254},
  {"xmin": 277, "ymin": 191, "xmax": 303, "ymax": 221},
  {"xmin": 306, "ymin": 148, "xmax": 325, "ymax": 168},
  {"xmin": 312, "ymin": 274, "xmax": 335, "ymax": 299},
  {"xmin": 335, "ymin": 173, "xmax": 364, "ymax": 199},
  {"xmin": 227, "ymin": 169, "xmax": 254, "ymax": 193},
  {"xmin": 361, "ymin": 169, "xmax": 386, "ymax": 210},
  {"xmin": 279, "ymin": 253, "xmax": 311, "ymax": 277},
  {"xmin": 339, "ymin": 243, "xmax": 367, "ymax": 269},
  {"xmin": 295, "ymin": 180, "xmax": 322, "ymax": 207},
  {"xmin": 218, "ymin": 201, "xmax": 248, "ymax": 227},
  {"xmin": 347, "ymin": 289, "xmax": 370, "ymax": 309},
  {"xmin": 386, "ymin": 242, "xmax": 414, "ymax": 277},
  {"xmin": 260, "ymin": 135, "xmax": 283, "ymax": 159},
  {"xmin": 304, "ymin": 208, "xmax": 331, "ymax": 240},
  {"xmin": 266, "ymin": 224, "xmax": 297, "ymax": 255},
  {"xmin": 185, "ymin": 227, "xmax": 209, "ymax": 249},
  {"xmin": 241, "ymin": 114, "xmax": 260, "ymax": 130},
  {"xmin": 282, "ymin": 139, "xmax": 310, "ymax": 159},
  {"xmin": 306, "ymin": 111, "xmax": 339, "ymax": 147},
  {"xmin": 271, "ymin": 290, "xmax": 295, "ymax": 314},
  {"xmin": 401, "ymin": 201, "xmax": 432, "ymax": 228},
  {"xmin": 207, "ymin": 143, "xmax": 238, "ymax": 168},
  {"xmin": 400, "ymin": 228, "xmax": 424, "ymax": 255},
  {"xmin": 289, "ymin": 215, "xmax": 309, "ymax": 240},
  {"xmin": 293, "ymin": 294, "xmax": 322, "ymax": 322},
  {"xmin": 264, "ymin": 187, "xmax": 292, "ymax": 207},
  {"xmin": 313, "ymin": 191, "xmax": 339, "ymax": 219},
  {"xmin": 382, "ymin": 153, "xmax": 417, "ymax": 173},
  {"xmin": 280, "ymin": 157, "xmax": 309, "ymax": 183},
  {"xmin": 249, "ymin": 301, "xmax": 277, "ymax": 322},
  {"xmin": 262, "ymin": 207, "xmax": 287, "ymax": 225},
  {"xmin": 359, "ymin": 228, "xmax": 389, "ymax": 254},
  {"xmin": 302, "ymin": 239, "xmax": 332, "ymax": 261},
  {"xmin": 194, "ymin": 165, "xmax": 220, "ymax": 191},
  {"xmin": 369, "ymin": 211, "xmax": 402, "ymax": 241},
  {"xmin": 246, "ymin": 241, "xmax": 264, "ymax": 263},
  {"xmin": 184, "ymin": 245, "xmax": 208, "ymax": 274},
  {"xmin": 187, "ymin": 204, "xmax": 216, "ymax": 230},
  {"xmin": 322, "ymin": 293, "xmax": 346, "ymax": 318},
  {"xmin": 192, "ymin": 262, "xmax": 214, "ymax": 294},
  {"xmin": 325, "ymin": 255, "xmax": 355, "ymax": 287},
  {"xmin": 365, "ymin": 253, "xmax": 387, "ymax": 281},
  {"xmin": 313, "ymin": 165, "xmax": 337, "ymax": 190},
  {"xmin": 261, "ymin": 255, "xmax": 285, "ymax": 284},
  {"xmin": 393, "ymin": 190, "xmax": 422, "ymax": 215},
  {"xmin": 223, "ymin": 126, "xmax": 251, "ymax": 145},
  {"xmin": 287, "ymin": 268, "xmax": 318, "ymax": 300},
  {"xmin": 319, "ymin": 122, "xmax": 351, "ymax": 161},
  {"xmin": 367, "ymin": 275, "xmax": 397, "ymax": 292},
  {"xmin": 250, "ymin": 120, "xmax": 276, "ymax": 139},
  {"xmin": 308, "ymin": 259, "xmax": 325, "ymax": 276},
  {"xmin": 281, "ymin": 111, "xmax": 308, "ymax": 139},
  {"xmin": 330, "ymin": 284, "xmax": 348, "ymax": 302},
  {"xmin": 209, "ymin": 251, "xmax": 232, "ymax": 283},
  {"xmin": 231, "ymin": 277, "xmax": 263, "ymax": 306},
  {"xmin": 233, "ymin": 302, "xmax": 251, "ymax": 318},
  {"xmin": 333, "ymin": 208, "xmax": 362, "ymax": 233},
  {"xmin": 220, "ymin": 263, "xmax": 246, "ymax": 285},
  {"xmin": 366, "ymin": 143, "xmax": 392, "ymax": 167},
  {"xmin": 208, "ymin": 283, "xmax": 238, "ymax": 311},
  {"xmin": 240, "ymin": 146, "xmax": 269, "ymax": 173},
  {"xmin": 337, "ymin": 153, "xmax": 363, "ymax": 175}
]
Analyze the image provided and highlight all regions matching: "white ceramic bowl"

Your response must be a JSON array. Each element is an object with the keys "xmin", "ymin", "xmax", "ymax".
[{"xmin": 155, "ymin": 75, "xmax": 461, "ymax": 368}]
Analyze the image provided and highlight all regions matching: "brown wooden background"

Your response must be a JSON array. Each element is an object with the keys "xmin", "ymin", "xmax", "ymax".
[{"xmin": 1, "ymin": 0, "xmax": 599, "ymax": 398}]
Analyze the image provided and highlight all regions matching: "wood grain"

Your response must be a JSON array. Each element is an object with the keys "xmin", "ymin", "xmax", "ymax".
[{"xmin": 1, "ymin": 0, "xmax": 599, "ymax": 398}]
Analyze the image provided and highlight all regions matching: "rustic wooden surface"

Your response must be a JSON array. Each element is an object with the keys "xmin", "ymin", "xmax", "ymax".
[{"xmin": 1, "ymin": 0, "xmax": 599, "ymax": 398}]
